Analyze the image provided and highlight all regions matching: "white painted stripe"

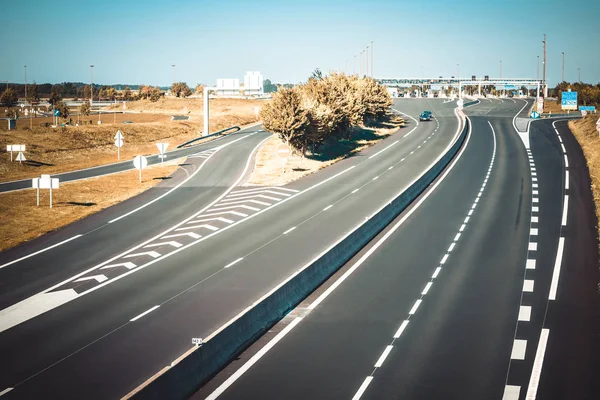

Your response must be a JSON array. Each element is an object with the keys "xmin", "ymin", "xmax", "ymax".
[
  {"xmin": 351, "ymin": 376, "xmax": 374, "ymax": 400},
  {"xmin": 144, "ymin": 241, "xmax": 182, "ymax": 249},
  {"xmin": 561, "ymin": 143, "xmax": 566, "ymax": 153},
  {"xmin": 409, "ymin": 299, "xmax": 422, "ymax": 315},
  {"xmin": 352, "ymin": 188, "xmax": 359, "ymax": 194},
  {"xmin": 454, "ymin": 232, "xmax": 461, "ymax": 241},
  {"xmin": 368, "ymin": 140, "xmax": 398, "ymax": 159},
  {"xmin": 161, "ymin": 232, "xmax": 202, "ymax": 240},
  {"xmin": 229, "ymin": 186, "xmax": 295, "ymax": 195},
  {"xmin": 130, "ymin": 305, "xmax": 160, "ymax": 322},
  {"xmin": 190, "ymin": 217, "xmax": 234, "ymax": 224},
  {"xmin": 532, "ymin": 172, "xmax": 537, "ymax": 177},
  {"xmin": 224, "ymin": 258, "xmax": 244, "ymax": 269},
  {"xmin": 200, "ymin": 211, "xmax": 248, "ymax": 218},
  {"xmin": 374, "ymin": 345, "xmax": 393, "ymax": 368},
  {"xmin": 518, "ymin": 306, "xmax": 532, "ymax": 322},
  {"xmin": 393, "ymin": 320, "xmax": 409, "ymax": 338},
  {"xmin": 530, "ymin": 228, "xmax": 538, "ymax": 235},
  {"xmin": 532, "ymin": 206, "xmax": 539, "ymax": 212},
  {"xmin": 532, "ymin": 197, "xmax": 539, "ymax": 203},
  {"xmin": 205, "ymin": 317, "xmax": 303, "ymax": 400},
  {"xmin": 532, "ymin": 216, "xmax": 538, "ymax": 223},
  {"xmin": 217, "ymin": 199, "xmax": 271, "ymax": 207},
  {"xmin": 564, "ymin": 154, "xmax": 569, "ymax": 167},
  {"xmin": 503, "ymin": 385, "xmax": 521, "ymax": 400},
  {"xmin": 323, "ymin": 205, "xmax": 333, "ymax": 211},
  {"xmin": 511, "ymin": 339, "xmax": 527, "ymax": 360},
  {"xmin": 525, "ymin": 329, "xmax": 550, "ymax": 399},
  {"xmin": 440, "ymin": 254, "xmax": 449, "ymax": 264},
  {"xmin": 533, "ymin": 190, "xmax": 538, "ymax": 195},
  {"xmin": 373, "ymin": 176, "xmax": 379, "ymax": 181},
  {"xmin": 448, "ymin": 243, "xmax": 456, "ymax": 252},
  {"xmin": 388, "ymin": 166, "xmax": 394, "ymax": 170},
  {"xmin": 100, "ymin": 262, "xmax": 137, "ymax": 271},
  {"xmin": 532, "ymin": 177, "xmax": 538, "ymax": 182},
  {"xmin": 124, "ymin": 251, "xmax": 161, "ymax": 259},
  {"xmin": 565, "ymin": 170, "xmax": 569, "ymax": 190},
  {"xmin": 526, "ymin": 259, "xmax": 536, "ymax": 269},
  {"xmin": 459, "ymin": 223, "xmax": 466, "ymax": 232},
  {"xmin": 223, "ymin": 193, "xmax": 282, "ymax": 202},
  {"xmin": 523, "ymin": 280, "xmax": 535, "ymax": 292},
  {"xmin": 283, "ymin": 227, "xmax": 296, "ymax": 235},
  {"xmin": 74, "ymin": 275, "xmax": 108, "ymax": 283},
  {"xmin": 0, "ymin": 234, "xmax": 83, "ymax": 270},
  {"xmin": 464, "ymin": 216, "xmax": 470, "ymax": 224},
  {"xmin": 471, "ymin": 203, "xmax": 477, "ymax": 209},
  {"xmin": 432, "ymin": 267, "xmax": 442, "ymax": 279},
  {"xmin": 422, "ymin": 282, "xmax": 433, "ymax": 295},
  {"xmin": 209, "ymin": 204, "xmax": 260, "ymax": 212},
  {"xmin": 549, "ymin": 237, "xmax": 565, "ymax": 300},
  {"xmin": 400, "ymin": 158, "xmax": 406, "ymax": 162},
  {"xmin": 226, "ymin": 190, "xmax": 291, "ymax": 199},
  {"xmin": 0, "ymin": 388, "xmax": 13, "ymax": 397},
  {"xmin": 561, "ymin": 195, "xmax": 569, "ymax": 226},
  {"xmin": 533, "ymin": 183, "xmax": 538, "ymax": 188},
  {"xmin": 468, "ymin": 209, "xmax": 474, "ymax": 216},
  {"xmin": 175, "ymin": 224, "xmax": 218, "ymax": 232}
]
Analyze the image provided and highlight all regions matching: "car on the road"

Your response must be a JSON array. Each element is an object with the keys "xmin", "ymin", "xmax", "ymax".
[{"xmin": 419, "ymin": 111, "xmax": 433, "ymax": 121}]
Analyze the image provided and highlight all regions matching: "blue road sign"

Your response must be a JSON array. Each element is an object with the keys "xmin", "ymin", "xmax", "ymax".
[
  {"xmin": 504, "ymin": 85, "xmax": 516, "ymax": 90},
  {"xmin": 579, "ymin": 106, "xmax": 596, "ymax": 112},
  {"xmin": 53, "ymin": 109, "xmax": 60, "ymax": 117},
  {"xmin": 561, "ymin": 91, "xmax": 577, "ymax": 110},
  {"xmin": 530, "ymin": 111, "xmax": 540, "ymax": 119}
]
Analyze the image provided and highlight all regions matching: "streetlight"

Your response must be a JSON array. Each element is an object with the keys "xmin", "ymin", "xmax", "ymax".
[
  {"xmin": 371, "ymin": 40, "xmax": 374, "ymax": 78},
  {"xmin": 171, "ymin": 64, "xmax": 176, "ymax": 86},
  {"xmin": 366, "ymin": 46, "xmax": 369, "ymax": 77},
  {"xmin": 90, "ymin": 65, "xmax": 94, "ymax": 107},
  {"xmin": 578, "ymin": 68, "xmax": 581, "ymax": 83},
  {"xmin": 24, "ymin": 65, "xmax": 27, "ymax": 103},
  {"xmin": 353, "ymin": 54, "xmax": 356, "ymax": 75},
  {"xmin": 561, "ymin": 52, "xmax": 565, "ymax": 82},
  {"xmin": 536, "ymin": 56, "xmax": 539, "ymax": 80}
]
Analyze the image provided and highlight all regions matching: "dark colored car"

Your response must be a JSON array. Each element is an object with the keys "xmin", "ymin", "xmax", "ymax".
[{"xmin": 419, "ymin": 111, "xmax": 432, "ymax": 121}]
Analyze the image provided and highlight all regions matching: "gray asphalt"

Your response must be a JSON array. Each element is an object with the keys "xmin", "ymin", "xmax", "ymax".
[
  {"xmin": 0, "ymin": 99, "xmax": 460, "ymax": 399},
  {"xmin": 200, "ymin": 98, "xmax": 575, "ymax": 400}
]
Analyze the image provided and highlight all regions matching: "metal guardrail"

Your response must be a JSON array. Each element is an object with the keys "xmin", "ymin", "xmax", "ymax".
[{"xmin": 176, "ymin": 126, "xmax": 241, "ymax": 148}]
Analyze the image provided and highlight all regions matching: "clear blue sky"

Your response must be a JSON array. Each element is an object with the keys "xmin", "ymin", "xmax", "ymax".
[{"xmin": 1, "ymin": 0, "xmax": 598, "ymax": 87}]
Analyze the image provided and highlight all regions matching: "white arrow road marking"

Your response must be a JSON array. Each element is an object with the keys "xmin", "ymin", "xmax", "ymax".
[
  {"xmin": 199, "ymin": 210, "xmax": 248, "ymax": 218},
  {"xmin": 217, "ymin": 199, "xmax": 272, "ymax": 207},
  {"xmin": 209, "ymin": 204, "xmax": 260, "ymax": 212},
  {"xmin": 144, "ymin": 241, "xmax": 183, "ymax": 249},
  {"xmin": 161, "ymin": 232, "xmax": 202, "ymax": 240},
  {"xmin": 189, "ymin": 217, "xmax": 234, "ymax": 224},
  {"xmin": 74, "ymin": 275, "xmax": 108, "ymax": 283},
  {"xmin": 175, "ymin": 224, "xmax": 218, "ymax": 232},
  {"xmin": 124, "ymin": 251, "xmax": 161, "ymax": 259},
  {"xmin": 226, "ymin": 190, "xmax": 291, "ymax": 198},
  {"xmin": 100, "ymin": 262, "xmax": 137, "ymax": 271}
]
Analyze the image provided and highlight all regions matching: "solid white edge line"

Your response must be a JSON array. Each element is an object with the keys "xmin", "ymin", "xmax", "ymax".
[
  {"xmin": 205, "ymin": 317, "xmax": 303, "ymax": 400},
  {"xmin": 374, "ymin": 345, "xmax": 393, "ymax": 368},
  {"xmin": 0, "ymin": 234, "xmax": 83, "ymax": 270},
  {"xmin": 108, "ymin": 134, "xmax": 253, "ymax": 224},
  {"xmin": 393, "ymin": 320, "xmax": 409, "ymax": 338},
  {"xmin": 525, "ymin": 329, "xmax": 550, "ymax": 399},
  {"xmin": 130, "ymin": 305, "xmax": 160, "ymax": 322},
  {"xmin": 224, "ymin": 258, "xmax": 244, "ymax": 269},
  {"xmin": 548, "ymin": 237, "xmax": 565, "ymax": 300},
  {"xmin": 0, "ymin": 388, "xmax": 13, "ymax": 397},
  {"xmin": 351, "ymin": 376, "xmax": 374, "ymax": 400},
  {"xmin": 323, "ymin": 205, "xmax": 333, "ymax": 211},
  {"xmin": 283, "ymin": 227, "xmax": 296, "ymax": 235},
  {"xmin": 561, "ymin": 195, "xmax": 568, "ymax": 226}
]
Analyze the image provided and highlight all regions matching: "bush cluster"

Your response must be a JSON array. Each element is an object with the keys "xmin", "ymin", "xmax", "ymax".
[{"xmin": 260, "ymin": 73, "xmax": 392, "ymax": 154}]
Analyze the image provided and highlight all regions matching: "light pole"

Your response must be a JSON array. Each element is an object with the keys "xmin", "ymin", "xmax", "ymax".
[
  {"xmin": 542, "ymin": 34, "xmax": 547, "ymax": 96},
  {"xmin": 457, "ymin": 64, "xmax": 460, "ymax": 97},
  {"xmin": 360, "ymin": 51, "xmax": 363, "ymax": 77},
  {"xmin": 370, "ymin": 40, "xmax": 374, "ymax": 78},
  {"xmin": 536, "ymin": 55, "xmax": 539, "ymax": 80},
  {"xmin": 354, "ymin": 55, "xmax": 356, "ymax": 75},
  {"xmin": 578, "ymin": 68, "xmax": 581, "ymax": 83},
  {"xmin": 24, "ymin": 65, "xmax": 27, "ymax": 103},
  {"xmin": 171, "ymin": 64, "xmax": 176, "ymax": 86},
  {"xmin": 500, "ymin": 60, "xmax": 502, "ymax": 79},
  {"xmin": 561, "ymin": 52, "xmax": 565, "ymax": 82},
  {"xmin": 90, "ymin": 65, "xmax": 94, "ymax": 108},
  {"xmin": 366, "ymin": 46, "xmax": 369, "ymax": 77}
]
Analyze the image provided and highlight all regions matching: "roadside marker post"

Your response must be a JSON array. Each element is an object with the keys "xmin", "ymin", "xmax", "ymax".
[
  {"xmin": 133, "ymin": 155, "xmax": 148, "ymax": 183},
  {"xmin": 596, "ymin": 118, "xmax": 600, "ymax": 137},
  {"xmin": 114, "ymin": 130, "xmax": 124, "ymax": 160},
  {"xmin": 16, "ymin": 151, "xmax": 26, "ymax": 164},
  {"xmin": 32, "ymin": 174, "xmax": 60, "ymax": 208},
  {"xmin": 6, "ymin": 144, "xmax": 25, "ymax": 162},
  {"xmin": 156, "ymin": 142, "xmax": 169, "ymax": 166},
  {"xmin": 276, "ymin": 142, "xmax": 291, "ymax": 174}
]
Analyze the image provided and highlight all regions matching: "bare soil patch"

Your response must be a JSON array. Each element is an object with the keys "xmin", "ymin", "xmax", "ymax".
[{"xmin": 0, "ymin": 160, "xmax": 180, "ymax": 252}]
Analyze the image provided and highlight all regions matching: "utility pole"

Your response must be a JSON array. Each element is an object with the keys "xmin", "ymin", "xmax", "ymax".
[
  {"xmin": 24, "ymin": 65, "xmax": 27, "ymax": 102},
  {"xmin": 366, "ymin": 46, "xmax": 369, "ymax": 77},
  {"xmin": 171, "ymin": 64, "xmax": 175, "ymax": 86},
  {"xmin": 561, "ymin": 52, "xmax": 565, "ymax": 82},
  {"xmin": 542, "ymin": 34, "xmax": 547, "ymax": 97},
  {"xmin": 90, "ymin": 65, "xmax": 94, "ymax": 108},
  {"xmin": 370, "ymin": 40, "xmax": 374, "ymax": 78},
  {"xmin": 537, "ymin": 55, "xmax": 539, "ymax": 80},
  {"xmin": 353, "ymin": 55, "xmax": 356, "ymax": 75}
]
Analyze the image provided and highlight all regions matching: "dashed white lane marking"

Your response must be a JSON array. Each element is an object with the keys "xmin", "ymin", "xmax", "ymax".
[
  {"xmin": 518, "ymin": 306, "xmax": 532, "ymax": 322},
  {"xmin": 283, "ymin": 227, "xmax": 296, "ymax": 235},
  {"xmin": 393, "ymin": 320, "xmax": 410, "ymax": 338},
  {"xmin": 526, "ymin": 259, "xmax": 536, "ymax": 269},
  {"xmin": 502, "ymin": 385, "xmax": 521, "ymax": 400},
  {"xmin": 511, "ymin": 339, "xmax": 527, "ymax": 360},
  {"xmin": 421, "ymin": 282, "xmax": 433, "ymax": 295},
  {"xmin": 523, "ymin": 280, "xmax": 535, "ymax": 292},
  {"xmin": 205, "ymin": 317, "xmax": 303, "ymax": 400},
  {"xmin": 565, "ymin": 170, "xmax": 569, "ymax": 190},
  {"xmin": 351, "ymin": 376, "xmax": 374, "ymax": 400},
  {"xmin": 323, "ymin": 205, "xmax": 333, "ymax": 211},
  {"xmin": 530, "ymin": 228, "xmax": 538, "ymax": 235},
  {"xmin": 432, "ymin": 266, "xmax": 441, "ymax": 279},
  {"xmin": 560, "ymin": 143, "xmax": 566, "ymax": 153},
  {"xmin": 224, "ymin": 258, "xmax": 244, "ymax": 269},
  {"xmin": 532, "ymin": 206, "xmax": 539, "ymax": 212},
  {"xmin": 459, "ymin": 224, "xmax": 466, "ymax": 232},
  {"xmin": 374, "ymin": 345, "xmax": 394, "ymax": 368},
  {"xmin": 564, "ymin": 154, "xmax": 569, "ymax": 167},
  {"xmin": 561, "ymin": 195, "xmax": 569, "ymax": 226},
  {"xmin": 408, "ymin": 299, "xmax": 422, "ymax": 315},
  {"xmin": 352, "ymin": 188, "xmax": 359, "ymax": 194},
  {"xmin": 130, "ymin": 305, "xmax": 160, "ymax": 322},
  {"xmin": 373, "ymin": 176, "xmax": 379, "ymax": 181},
  {"xmin": 440, "ymin": 254, "xmax": 449, "ymax": 264},
  {"xmin": 464, "ymin": 216, "xmax": 470, "ymax": 224},
  {"xmin": 531, "ymin": 216, "xmax": 538, "ymax": 223},
  {"xmin": 525, "ymin": 329, "xmax": 550, "ymax": 399},
  {"xmin": 548, "ymin": 237, "xmax": 565, "ymax": 301}
]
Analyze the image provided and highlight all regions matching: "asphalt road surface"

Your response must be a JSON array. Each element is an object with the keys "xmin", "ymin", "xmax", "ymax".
[
  {"xmin": 0, "ymin": 98, "xmax": 463, "ymax": 399},
  {"xmin": 197, "ymin": 99, "xmax": 597, "ymax": 400}
]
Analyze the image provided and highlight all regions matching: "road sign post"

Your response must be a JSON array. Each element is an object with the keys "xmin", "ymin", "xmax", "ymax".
[
  {"xmin": 596, "ymin": 118, "xmax": 600, "ymax": 136},
  {"xmin": 16, "ymin": 151, "xmax": 26, "ymax": 164},
  {"xmin": 133, "ymin": 155, "xmax": 148, "ymax": 183},
  {"xmin": 114, "ymin": 130, "xmax": 124, "ymax": 160},
  {"xmin": 6, "ymin": 144, "xmax": 25, "ymax": 162},
  {"xmin": 32, "ymin": 174, "xmax": 60, "ymax": 207},
  {"xmin": 276, "ymin": 142, "xmax": 291, "ymax": 174},
  {"xmin": 156, "ymin": 142, "xmax": 169, "ymax": 166}
]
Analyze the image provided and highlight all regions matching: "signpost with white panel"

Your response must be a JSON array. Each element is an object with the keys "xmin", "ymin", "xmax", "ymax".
[
  {"xmin": 6, "ymin": 144, "xmax": 25, "ymax": 162},
  {"xmin": 32, "ymin": 174, "xmax": 60, "ymax": 207},
  {"xmin": 276, "ymin": 142, "xmax": 291, "ymax": 174},
  {"xmin": 133, "ymin": 155, "xmax": 148, "ymax": 183},
  {"xmin": 156, "ymin": 142, "xmax": 169, "ymax": 166},
  {"xmin": 114, "ymin": 130, "xmax": 124, "ymax": 160}
]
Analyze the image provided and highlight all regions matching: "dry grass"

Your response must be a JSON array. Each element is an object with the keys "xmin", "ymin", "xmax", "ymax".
[
  {"xmin": 246, "ymin": 117, "xmax": 402, "ymax": 187},
  {"xmin": 544, "ymin": 99, "xmax": 568, "ymax": 114},
  {"xmin": 569, "ymin": 116, "xmax": 600, "ymax": 246},
  {"xmin": 0, "ymin": 160, "xmax": 180, "ymax": 252},
  {"xmin": 0, "ymin": 100, "xmax": 261, "ymax": 182}
]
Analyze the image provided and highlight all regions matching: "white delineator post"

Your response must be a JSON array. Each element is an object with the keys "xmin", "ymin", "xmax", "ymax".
[{"xmin": 7, "ymin": 145, "xmax": 25, "ymax": 162}]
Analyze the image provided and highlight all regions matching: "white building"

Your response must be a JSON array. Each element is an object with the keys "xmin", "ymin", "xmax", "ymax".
[{"xmin": 215, "ymin": 71, "xmax": 263, "ymax": 97}]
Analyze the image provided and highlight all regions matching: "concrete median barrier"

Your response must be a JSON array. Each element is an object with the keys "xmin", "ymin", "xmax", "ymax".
[{"xmin": 128, "ymin": 117, "xmax": 470, "ymax": 400}]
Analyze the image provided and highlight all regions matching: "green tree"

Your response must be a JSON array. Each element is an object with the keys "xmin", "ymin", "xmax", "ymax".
[
  {"xmin": 27, "ymin": 82, "xmax": 40, "ymax": 105},
  {"xmin": 56, "ymin": 101, "xmax": 69, "ymax": 120},
  {"xmin": 263, "ymin": 79, "xmax": 278, "ymax": 93},
  {"xmin": 6, "ymin": 108, "xmax": 19, "ymax": 119},
  {"xmin": 195, "ymin": 83, "xmax": 204, "ymax": 95},
  {"xmin": 171, "ymin": 82, "xmax": 192, "ymax": 98},
  {"xmin": 49, "ymin": 84, "xmax": 63, "ymax": 106},
  {"xmin": 0, "ymin": 88, "xmax": 18, "ymax": 107},
  {"xmin": 150, "ymin": 86, "xmax": 162, "ymax": 102},
  {"xmin": 310, "ymin": 68, "xmax": 323, "ymax": 81},
  {"xmin": 80, "ymin": 101, "xmax": 91, "ymax": 116},
  {"xmin": 123, "ymin": 86, "xmax": 132, "ymax": 101}
]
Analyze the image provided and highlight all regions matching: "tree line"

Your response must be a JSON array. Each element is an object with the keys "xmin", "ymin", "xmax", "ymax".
[
  {"xmin": 260, "ymin": 70, "xmax": 392, "ymax": 155},
  {"xmin": 553, "ymin": 82, "xmax": 600, "ymax": 106}
]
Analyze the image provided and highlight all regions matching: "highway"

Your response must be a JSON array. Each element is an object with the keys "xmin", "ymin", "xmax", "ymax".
[
  {"xmin": 196, "ymin": 98, "xmax": 597, "ymax": 400},
  {"xmin": 0, "ymin": 98, "xmax": 463, "ymax": 399},
  {"xmin": 0, "ymin": 125, "xmax": 252, "ymax": 193}
]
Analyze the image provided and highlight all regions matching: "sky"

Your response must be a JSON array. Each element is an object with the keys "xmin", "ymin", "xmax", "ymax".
[{"xmin": 1, "ymin": 0, "xmax": 599, "ymax": 87}]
